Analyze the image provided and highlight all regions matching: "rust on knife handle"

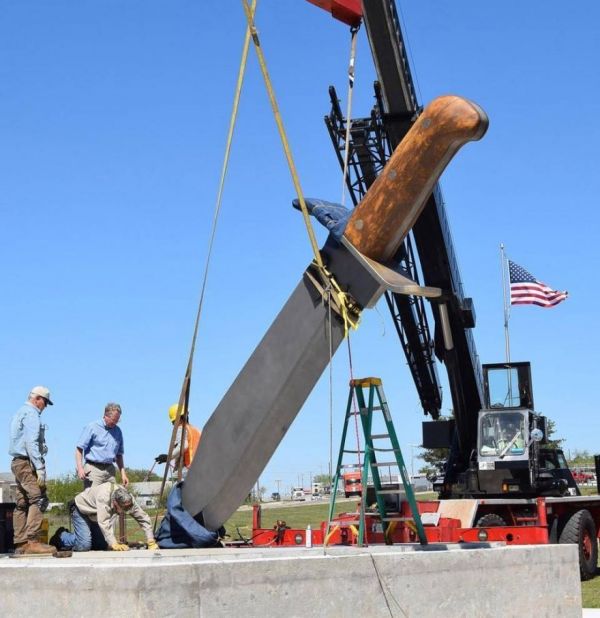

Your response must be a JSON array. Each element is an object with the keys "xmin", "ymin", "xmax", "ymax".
[{"xmin": 344, "ymin": 95, "xmax": 488, "ymax": 262}]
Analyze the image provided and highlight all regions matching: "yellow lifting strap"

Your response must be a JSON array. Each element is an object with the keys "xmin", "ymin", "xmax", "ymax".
[
  {"xmin": 240, "ymin": 0, "xmax": 359, "ymax": 337},
  {"xmin": 153, "ymin": 3, "xmax": 259, "ymax": 533},
  {"xmin": 304, "ymin": 261, "xmax": 360, "ymax": 337}
]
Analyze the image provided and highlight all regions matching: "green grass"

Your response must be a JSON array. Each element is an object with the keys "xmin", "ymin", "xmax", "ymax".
[{"xmin": 582, "ymin": 573, "xmax": 600, "ymax": 608}]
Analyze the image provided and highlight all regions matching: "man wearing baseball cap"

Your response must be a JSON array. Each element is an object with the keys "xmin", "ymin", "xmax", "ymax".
[{"xmin": 8, "ymin": 386, "xmax": 56, "ymax": 555}]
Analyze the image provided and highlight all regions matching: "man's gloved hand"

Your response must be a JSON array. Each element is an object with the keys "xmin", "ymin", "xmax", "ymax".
[
  {"xmin": 36, "ymin": 468, "xmax": 46, "ymax": 489},
  {"xmin": 147, "ymin": 540, "xmax": 159, "ymax": 550},
  {"xmin": 38, "ymin": 493, "xmax": 50, "ymax": 513},
  {"xmin": 110, "ymin": 543, "xmax": 129, "ymax": 551},
  {"xmin": 154, "ymin": 454, "xmax": 168, "ymax": 464}
]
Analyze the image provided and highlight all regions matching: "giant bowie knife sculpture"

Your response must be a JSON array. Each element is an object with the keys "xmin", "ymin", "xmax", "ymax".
[{"xmin": 182, "ymin": 95, "xmax": 488, "ymax": 529}]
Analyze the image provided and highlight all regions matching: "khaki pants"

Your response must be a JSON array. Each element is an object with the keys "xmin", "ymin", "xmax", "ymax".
[
  {"xmin": 83, "ymin": 462, "xmax": 116, "ymax": 488},
  {"xmin": 11, "ymin": 458, "xmax": 43, "ymax": 544}
]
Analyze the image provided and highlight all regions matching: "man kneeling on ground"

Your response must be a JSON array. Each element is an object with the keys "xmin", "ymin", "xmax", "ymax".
[{"xmin": 50, "ymin": 483, "xmax": 158, "ymax": 551}]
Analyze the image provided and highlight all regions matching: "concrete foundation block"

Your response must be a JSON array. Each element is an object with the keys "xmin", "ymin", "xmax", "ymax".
[{"xmin": 0, "ymin": 543, "xmax": 581, "ymax": 617}]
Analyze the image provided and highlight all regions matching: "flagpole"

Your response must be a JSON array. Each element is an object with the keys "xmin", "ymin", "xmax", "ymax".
[{"xmin": 500, "ymin": 243, "xmax": 511, "ymax": 363}]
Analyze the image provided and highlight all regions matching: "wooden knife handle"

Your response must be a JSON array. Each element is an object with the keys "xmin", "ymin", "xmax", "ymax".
[{"xmin": 344, "ymin": 95, "xmax": 488, "ymax": 262}]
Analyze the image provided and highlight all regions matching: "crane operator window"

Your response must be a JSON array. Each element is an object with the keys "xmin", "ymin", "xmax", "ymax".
[
  {"xmin": 480, "ymin": 412, "xmax": 526, "ymax": 457},
  {"xmin": 484, "ymin": 364, "xmax": 533, "ymax": 410},
  {"xmin": 487, "ymin": 367, "xmax": 521, "ymax": 407}
]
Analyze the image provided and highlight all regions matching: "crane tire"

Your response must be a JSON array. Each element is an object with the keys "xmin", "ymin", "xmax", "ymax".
[
  {"xmin": 559, "ymin": 509, "xmax": 598, "ymax": 581},
  {"xmin": 476, "ymin": 513, "xmax": 506, "ymax": 527}
]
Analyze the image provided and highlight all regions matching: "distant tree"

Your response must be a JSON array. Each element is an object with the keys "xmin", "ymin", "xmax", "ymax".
[
  {"xmin": 244, "ymin": 485, "xmax": 267, "ymax": 503},
  {"xmin": 569, "ymin": 450, "xmax": 594, "ymax": 465},
  {"xmin": 46, "ymin": 475, "xmax": 81, "ymax": 513},
  {"xmin": 544, "ymin": 419, "xmax": 564, "ymax": 450},
  {"xmin": 417, "ymin": 447, "xmax": 449, "ymax": 477},
  {"xmin": 313, "ymin": 474, "xmax": 332, "ymax": 485},
  {"xmin": 124, "ymin": 468, "xmax": 160, "ymax": 482}
]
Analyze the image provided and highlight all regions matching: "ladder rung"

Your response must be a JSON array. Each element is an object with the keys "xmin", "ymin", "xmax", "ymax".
[
  {"xmin": 370, "ymin": 434, "xmax": 390, "ymax": 439},
  {"xmin": 372, "ymin": 447, "xmax": 397, "ymax": 452},
  {"xmin": 340, "ymin": 463, "xmax": 362, "ymax": 469},
  {"xmin": 382, "ymin": 517, "xmax": 413, "ymax": 522},
  {"xmin": 359, "ymin": 406, "xmax": 383, "ymax": 413},
  {"xmin": 377, "ymin": 489, "xmax": 404, "ymax": 495},
  {"xmin": 343, "ymin": 449, "xmax": 364, "ymax": 455},
  {"xmin": 371, "ymin": 462, "xmax": 399, "ymax": 467},
  {"xmin": 335, "ymin": 520, "xmax": 361, "ymax": 526}
]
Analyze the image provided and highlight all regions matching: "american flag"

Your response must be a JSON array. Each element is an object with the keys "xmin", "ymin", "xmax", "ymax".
[{"xmin": 509, "ymin": 260, "xmax": 568, "ymax": 308}]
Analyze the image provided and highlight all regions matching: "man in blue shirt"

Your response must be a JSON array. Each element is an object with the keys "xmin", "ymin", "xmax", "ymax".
[
  {"xmin": 75, "ymin": 403, "xmax": 129, "ymax": 488},
  {"xmin": 8, "ymin": 386, "xmax": 57, "ymax": 555}
]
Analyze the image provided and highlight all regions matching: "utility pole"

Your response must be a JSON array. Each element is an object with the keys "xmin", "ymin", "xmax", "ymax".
[
  {"xmin": 409, "ymin": 444, "xmax": 420, "ymax": 478},
  {"xmin": 275, "ymin": 479, "xmax": 281, "ymax": 496},
  {"xmin": 256, "ymin": 475, "xmax": 262, "ymax": 502}
]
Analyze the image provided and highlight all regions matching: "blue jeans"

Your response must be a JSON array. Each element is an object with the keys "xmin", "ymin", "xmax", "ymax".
[
  {"xmin": 59, "ymin": 506, "xmax": 108, "ymax": 551},
  {"xmin": 292, "ymin": 198, "xmax": 351, "ymax": 241}
]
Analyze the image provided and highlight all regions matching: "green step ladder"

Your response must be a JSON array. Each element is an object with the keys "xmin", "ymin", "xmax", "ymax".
[{"xmin": 326, "ymin": 377, "xmax": 428, "ymax": 546}]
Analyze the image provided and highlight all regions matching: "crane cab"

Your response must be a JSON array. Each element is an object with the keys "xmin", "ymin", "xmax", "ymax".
[
  {"xmin": 478, "ymin": 362, "xmax": 534, "ymax": 468},
  {"xmin": 473, "ymin": 362, "xmax": 576, "ymax": 497}
]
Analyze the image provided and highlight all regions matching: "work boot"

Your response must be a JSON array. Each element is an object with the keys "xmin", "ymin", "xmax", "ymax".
[
  {"xmin": 13, "ymin": 542, "xmax": 27, "ymax": 555},
  {"xmin": 49, "ymin": 527, "xmax": 68, "ymax": 550},
  {"xmin": 21, "ymin": 540, "xmax": 56, "ymax": 555}
]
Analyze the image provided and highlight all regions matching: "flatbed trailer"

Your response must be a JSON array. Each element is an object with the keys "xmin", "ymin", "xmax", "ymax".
[{"xmin": 249, "ymin": 495, "xmax": 600, "ymax": 579}]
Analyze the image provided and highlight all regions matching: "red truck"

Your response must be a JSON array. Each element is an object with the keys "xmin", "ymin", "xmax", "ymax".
[
  {"xmin": 572, "ymin": 470, "xmax": 595, "ymax": 485},
  {"xmin": 342, "ymin": 471, "xmax": 362, "ymax": 497}
]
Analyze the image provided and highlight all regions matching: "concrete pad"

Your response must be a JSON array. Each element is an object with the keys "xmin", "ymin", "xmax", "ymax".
[{"xmin": 0, "ymin": 543, "xmax": 581, "ymax": 617}]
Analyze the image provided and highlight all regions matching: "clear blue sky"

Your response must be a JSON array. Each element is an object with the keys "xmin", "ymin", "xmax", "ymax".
[{"xmin": 1, "ymin": 2, "xmax": 599, "ymax": 496}]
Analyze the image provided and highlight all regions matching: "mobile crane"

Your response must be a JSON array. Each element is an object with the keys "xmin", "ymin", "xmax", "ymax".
[
  {"xmin": 246, "ymin": 0, "xmax": 600, "ymax": 580},
  {"xmin": 320, "ymin": 0, "xmax": 588, "ymax": 502},
  {"xmin": 165, "ymin": 0, "xmax": 600, "ymax": 581}
]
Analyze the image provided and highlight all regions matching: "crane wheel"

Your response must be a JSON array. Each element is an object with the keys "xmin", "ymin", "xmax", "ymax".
[
  {"xmin": 476, "ymin": 513, "xmax": 506, "ymax": 527},
  {"xmin": 559, "ymin": 509, "xmax": 598, "ymax": 581}
]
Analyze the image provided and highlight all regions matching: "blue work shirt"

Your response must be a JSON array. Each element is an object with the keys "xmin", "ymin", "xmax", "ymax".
[
  {"xmin": 77, "ymin": 419, "xmax": 124, "ymax": 464},
  {"xmin": 9, "ymin": 402, "xmax": 45, "ymax": 471}
]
